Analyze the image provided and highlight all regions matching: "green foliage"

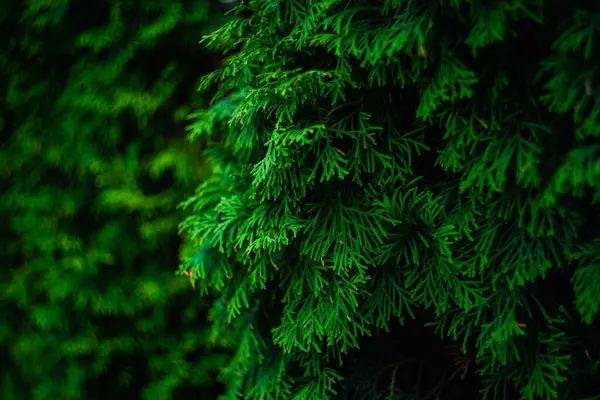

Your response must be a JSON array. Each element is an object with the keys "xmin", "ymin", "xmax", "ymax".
[
  {"xmin": 181, "ymin": 0, "xmax": 600, "ymax": 399},
  {"xmin": 0, "ymin": 1, "xmax": 231, "ymax": 399}
]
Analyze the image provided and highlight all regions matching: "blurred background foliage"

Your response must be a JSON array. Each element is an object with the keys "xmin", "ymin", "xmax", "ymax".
[{"xmin": 0, "ymin": 1, "xmax": 232, "ymax": 398}]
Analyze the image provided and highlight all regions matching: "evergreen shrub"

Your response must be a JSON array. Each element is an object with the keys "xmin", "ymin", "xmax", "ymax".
[
  {"xmin": 181, "ymin": 1, "xmax": 600, "ymax": 399},
  {"xmin": 0, "ymin": 1, "xmax": 231, "ymax": 398}
]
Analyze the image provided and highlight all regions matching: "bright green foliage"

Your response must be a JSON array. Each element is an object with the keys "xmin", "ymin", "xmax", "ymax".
[
  {"xmin": 0, "ymin": 1, "xmax": 231, "ymax": 399},
  {"xmin": 181, "ymin": 0, "xmax": 600, "ymax": 399}
]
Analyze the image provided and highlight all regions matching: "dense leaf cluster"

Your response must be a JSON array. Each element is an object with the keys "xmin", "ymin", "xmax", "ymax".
[
  {"xmin": 0, "ymin": 1, "xmax": 230, "ymax": 399},
  {"xmin": 182, "ymin": 1, "xmax": 600, "ymax": 399}
]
